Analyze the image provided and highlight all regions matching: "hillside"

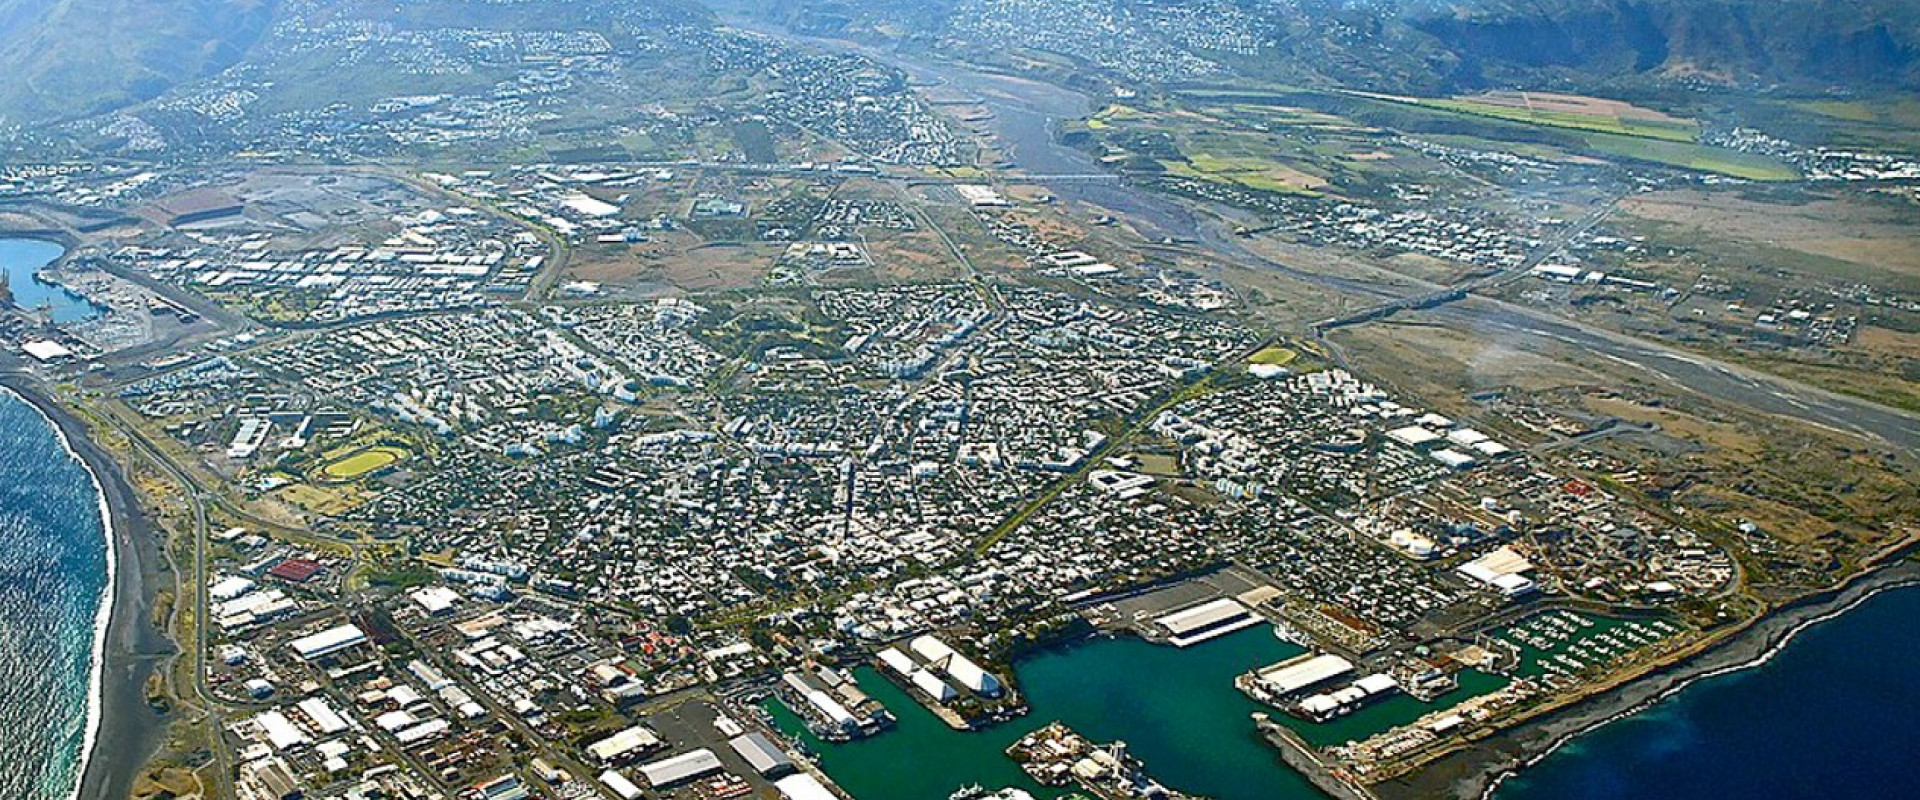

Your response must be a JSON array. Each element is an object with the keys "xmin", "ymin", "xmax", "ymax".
[
  {"xmin": 0, "ymin": 0, "xmax": 275, "ymax": 126},
  {"xmin": 725, "ymin": 0, "xmax": 1920, "ymax": 95}
]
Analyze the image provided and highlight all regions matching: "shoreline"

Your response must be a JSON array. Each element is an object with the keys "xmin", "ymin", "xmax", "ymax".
[
  {"xmin": 1371, "ymin": 557, "xmax": 1920, "ymax": 800},
  {"xmin": 0, "ymin": 376, "xmax": 174, "ymax": 800}
]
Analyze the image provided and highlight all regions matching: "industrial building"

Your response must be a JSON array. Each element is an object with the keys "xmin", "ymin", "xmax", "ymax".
[
  {"xmin": 908, "ymin": 635, "xmax": 1003, "ymax": 697},
  {"xmin": 586, "ymin": 725, "xmax": 662, "ymax": 764},
  {"xmin": 637, "ymin": 749, "xmax": 725, "ymax": 788},
  {"xmin": 287, "ymin": 623, "xmax": 368, "ymax": 661},
  {"xmin": 727, "ymin": 732, "xmax": 794, "ymax": 777},
  {"xmin": 1252, "ymin": 653, "xmax": 1354, "ymax": 698},
  {"xmin": 1152, "ymin": 597, "xmax": 1260, "ymax": 647}
]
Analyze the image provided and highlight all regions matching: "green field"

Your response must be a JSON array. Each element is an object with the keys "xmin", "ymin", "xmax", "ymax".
[
  {"xmin": 1581, "ymin": 133, "xmax": 1800, "ymax": 181},
  {"xmin": 1247, "ymin": 345, "xmax": 1300, "ymax": 365},
  {"xmin": 1418, "ymin": 98, "xmax": 1701, "ymax": 143},
  {"xmin": 321, "ymin": 446, "xmax": 408, "ymax": 479}
]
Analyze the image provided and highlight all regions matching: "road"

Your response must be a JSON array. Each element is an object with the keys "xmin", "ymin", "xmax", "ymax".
[{"xmin": 1313, "ymin": 196, "xmax": 1621, "ymax": 332}]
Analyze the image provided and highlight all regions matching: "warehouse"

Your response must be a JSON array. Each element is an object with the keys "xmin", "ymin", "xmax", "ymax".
[
  {"xmin": 876, "ymin": 647, "xmax": 917, "ymax": 677},
  {"xmin": 909, "ymin": 635, "xmax": 1003, "ymax": 697},
  {"xmin": 296, "ymin": 696, "xmax": 350, "ymax": 735},
  {"xmin": 774, "ymin": 774, "xmax": 839, "ymax": 800},
  {"xmin": 287, "ymin": 623, "xmax": 368, "ymax": 661},
  {"xmin": 638, "ymin": 749, "xmax": 724, "ymax": 788},
  {"xmin": 1431, "ymin": 449, "xmax": 1477, "ymax": 470},
  {"xmin": 1254, "ymin": 653, "xmax": 1354, "ymax": 697},
  {"xmin": 1153, "ymin": 597, "xmax": 1260, "ymax": 647},
  {"xmin": 255, "ymin": 710, "xmax": 308, "ymax": 750},
  {"xmin": 20, "ymin": 340, "xmax": 72, "ymax": 362},
  {"xmin": 1293, "ymin": 674, "xmax": 1398, "ymax": 722},
  {"xmin": 599, "ymin": 770, "xmax": 643, "ymax": 800},
  {"xmin": 911, "ymin": 668, "xmax": 959, "ymax": 702},
  {"xmin": 727, "ymin": 732, "xmax": 794, "ymax": 777},
  {"xmin": 781, "ymin": 671, "xmax": 860, "ymax": 733},
  {"xmin": 1386, "ymin": 425, "xmax": 1442, "ymax": 448},
  {"xmin": 1458, "ymin": 546, "xmax": 1537, "ymax": 596},
  {"xmin": 587, "ymin": 725, "xmax": 662, "ymax": 764}
]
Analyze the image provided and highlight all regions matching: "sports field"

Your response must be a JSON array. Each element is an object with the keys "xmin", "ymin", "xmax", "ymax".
[{"xmin": 321, "ymin": 445, "xmax": 408, "ymax": 479}]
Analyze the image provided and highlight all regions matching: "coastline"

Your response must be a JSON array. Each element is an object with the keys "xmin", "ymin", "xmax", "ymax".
[
  {"xmin": 1371, "ymin": 557, "xmax": 1920, "ymax": 800},
  {"xmin": 0, "ymin": 376, "xmax": 174, "ymax": 800}
]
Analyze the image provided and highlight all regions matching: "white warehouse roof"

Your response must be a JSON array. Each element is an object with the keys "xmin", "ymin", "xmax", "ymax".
[
  {"xmin": 774, "ymin": 774, "xmax": 838, "ymax": 800},
  {"xmin": 1256, "ymin": 653, "xmax": 1354, "ymax": 696},
  {"xmin": 288, "ymin": 624, "xmax": 368, "ymax": 661},
  {"xmin": 638, "ymin": 749, "xmax": 724, "ymax": 788}
]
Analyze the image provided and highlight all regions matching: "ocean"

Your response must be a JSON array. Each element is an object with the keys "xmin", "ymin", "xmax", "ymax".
[
  {"xmin": 1495, "ymin": 583, "xmax": 1920, "ymax": 800},
  {"xmin": 0, "ymin": 390, "xmax": 112, "ymax": 800}
]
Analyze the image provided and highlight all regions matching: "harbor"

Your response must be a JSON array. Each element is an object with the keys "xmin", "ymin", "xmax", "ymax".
[
  {"xmin": 0, "ymin": 238, "xmax": 100, "ymax": 324},
  {"xmin": 764, "ymin": 620, "xmax": 1531, "ymax": 800}
]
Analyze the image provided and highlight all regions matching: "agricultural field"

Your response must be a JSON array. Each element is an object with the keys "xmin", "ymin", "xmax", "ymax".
[
  {"xmin": 1417, "ymin": 91, "xmax": 1701, "ymax": 143},
  {"xmin": 1072, "ymin": 98, "xmax": 1440, "ymax": 200},
  {"xmin": 1579, "ymin": 133, "xmax": 1799, "ymax": 181}
]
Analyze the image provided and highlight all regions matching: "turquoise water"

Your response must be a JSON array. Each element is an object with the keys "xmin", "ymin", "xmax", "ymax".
[
  {"xmin": 1498, "ymin": 584, "xmax": 1920, "ymax": 800},
  {"xmin": 0, "ymin": 239, "xmax": 97, "ymax": 323},
  {"xmin": 0, "ymin": 391, "xmax": 110, "ymax": 800},
  {"xmin": 770, "ymin": 627, "xmax": 1510, "ymax": 800},
  {"xmin": 775, "ymin": 591, "xmax": 1920, "ymax": 800}
]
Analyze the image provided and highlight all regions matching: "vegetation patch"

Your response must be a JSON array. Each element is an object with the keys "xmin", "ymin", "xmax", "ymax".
[{"xmin": 1581, "ymin": 133, "xmax": 1801, "ymax": 181}]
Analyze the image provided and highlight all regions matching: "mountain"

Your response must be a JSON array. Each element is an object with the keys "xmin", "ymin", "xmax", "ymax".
[
  {"xmin": 4, "ymin": 0, "xmax": 1919, "ymax": 130},
  {"xmin": 726, "ymin": 0, "xmax": 1920, "ymax": 95},
  {"xmin": 0, "ymin": 0, "xmax": 276, "ymax": 126},
  {"xmin": 1407, "ymin": 0, "xmax": 1920, "ymax": 91}
]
